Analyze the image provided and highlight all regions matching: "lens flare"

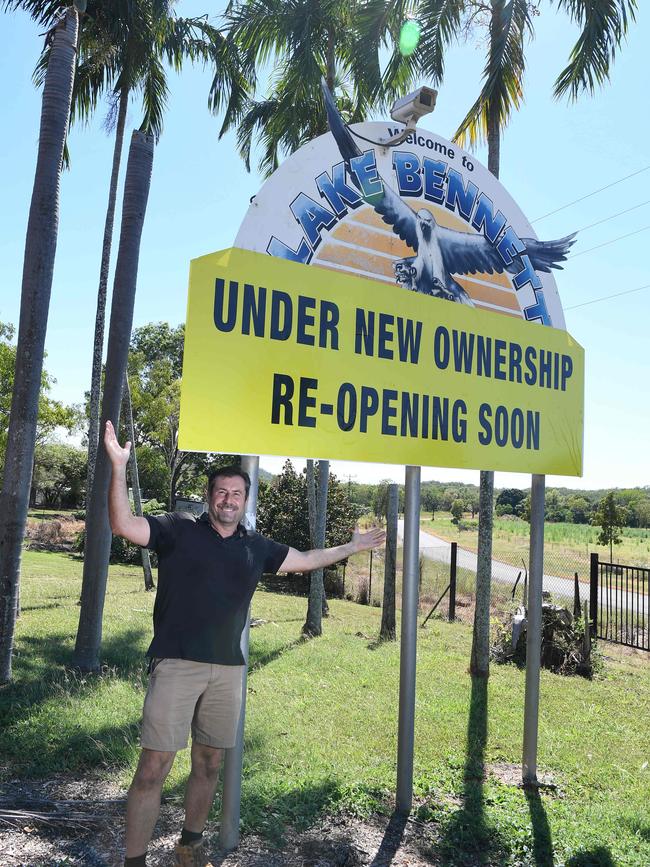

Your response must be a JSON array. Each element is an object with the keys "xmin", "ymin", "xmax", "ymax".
[{"xmin": 399, "ymin": 20, "xmax": 421, "ymax": 57}]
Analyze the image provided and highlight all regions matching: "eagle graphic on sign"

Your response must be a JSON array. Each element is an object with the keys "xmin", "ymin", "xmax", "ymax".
[{"xmin": 322, "ymin": 83, "xmax": 575, "ymax": 307}]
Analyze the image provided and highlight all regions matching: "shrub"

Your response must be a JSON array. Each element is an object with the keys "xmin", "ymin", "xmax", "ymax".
[
  {"xmin": 142, "ymin": 500, "xmax": 166, "ymax": 515},
  {"xmin": 25, "ymin": 519, "xmax": 63, "ymax": 549},
  {"xmin": 74, "ymin": 528, "xmax": 157, "ymax": 567},
  {"xmin": 355, "ymin": 577, "xmax": 369, "ymax": 605}
]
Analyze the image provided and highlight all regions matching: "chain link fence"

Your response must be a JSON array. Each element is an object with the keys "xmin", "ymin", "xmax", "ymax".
[{"xmin": 345, "ymin": 537, "xmax": 594, "ymax": 627}]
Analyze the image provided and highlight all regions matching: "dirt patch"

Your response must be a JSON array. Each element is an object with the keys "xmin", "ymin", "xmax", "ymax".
[{"xmin": 0, "ymin": 777, "xmax": 441, "ymax": 866}]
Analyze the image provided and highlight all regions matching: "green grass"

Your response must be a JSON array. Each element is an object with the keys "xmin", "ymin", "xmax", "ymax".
[
  {"xmin": 2, "ymin": 550, "xmax": 650, "ymax": 865},
  {"xmin": 421, "ymin": 514, "xmax": 650, "ymax": 578}
]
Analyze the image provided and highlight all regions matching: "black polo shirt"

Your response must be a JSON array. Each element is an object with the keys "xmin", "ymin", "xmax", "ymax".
[{"xmin": 144, "ymin": 511, "xmax": 289, "ymax": 665}]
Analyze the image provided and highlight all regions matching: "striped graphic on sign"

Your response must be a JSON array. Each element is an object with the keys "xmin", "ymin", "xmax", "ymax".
[{"xmin": 313, "ymin": 203, "xmax": 523, "ymax": 319}]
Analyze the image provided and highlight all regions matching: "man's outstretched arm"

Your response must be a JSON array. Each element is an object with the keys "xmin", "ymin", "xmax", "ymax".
[
  {"xmin": 279, "ymin": 525, "xmax": 385, "ymax": 574},
  {"xmin": 104, "ymin": 420, "xmax": 150, "ymax": 547}
]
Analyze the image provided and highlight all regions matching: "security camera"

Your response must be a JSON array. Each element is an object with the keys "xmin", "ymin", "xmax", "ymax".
[{"xmin": 390, "ymin": 87, "xmax": 438, "ymax": 125}]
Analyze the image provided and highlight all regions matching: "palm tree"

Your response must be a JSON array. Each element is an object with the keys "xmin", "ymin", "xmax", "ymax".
[
  {"xmin": 83, "ymin": 6, "xmax": 248, "ymax": 502},
  {"xmin": 24, "ymin": 1, "xmax": 249, "ymax": 503},
  {"xmin": 74, "ymin": 129, "xmax": 155, "ymax": 672},
  {"xmin": 302, "ymin": 460, "xmax": 329, "ymax": 636},
  {"xmin": 0, "ymin": 6, "xmax": 79, "ymax": 684},
  {"xmin": 122, "ymin": 376, "xmax": 155, "ymax": 591},
  {"xmin": 224, "ymin": 0, "xmax": 406, "ymax": 176},
  {"xmin": 7, "ymin": 1, "xmax": 249, "ymax": 670},
  {"xmin": 224, "ymin": 0, "xmax": 403, "ymax": 633},
  {"xmin": 364, "ymin": 0, "xmax": 636, "ymax": 678}
]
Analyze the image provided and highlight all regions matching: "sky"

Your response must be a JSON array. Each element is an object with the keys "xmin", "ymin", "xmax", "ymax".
[{"xmin": 1, "ymin": 3, "xmax": 649, "ymax": 492}]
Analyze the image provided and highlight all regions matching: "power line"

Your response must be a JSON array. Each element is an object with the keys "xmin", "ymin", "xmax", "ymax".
[
  {"xmin": 574, "ymin": 199, "xmax": 650, "ymax": 234},
  {"xmin": 531, "ymin": 165, "xmax": 650, "ymax": 224},
  {"xmin": 565, "ymin": 283, "xmax": 650, "ymax": 311},
  {"xmin": 569, "ymin": 224, "xmax": 650, "ymax": 259}
]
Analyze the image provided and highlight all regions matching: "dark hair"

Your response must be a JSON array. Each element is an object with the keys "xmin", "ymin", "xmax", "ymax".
[{"xmin": 207, "ymin": 466, "xmax": 251, "ymax": 499}]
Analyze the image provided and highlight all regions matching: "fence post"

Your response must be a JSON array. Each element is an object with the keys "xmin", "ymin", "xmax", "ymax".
[
  {"xmin": 589, "ymin": 552, "xmax": 599, "ymax": 638},
  {"xmin": 449, "ymin": 542, "xmax": 457, "ymax": 621},
  {"xmin": 368, "ymin": 548, "xmax": 373, "ymax": 604},
  {"xmin": 573, "ymin": 573, "xmax": 581, "ymax": 619}
]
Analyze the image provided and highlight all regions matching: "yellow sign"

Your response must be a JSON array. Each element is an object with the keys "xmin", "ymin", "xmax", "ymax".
[{"xmin": 179, "ymin": 248, "xmax": 584, "ymax": 475}]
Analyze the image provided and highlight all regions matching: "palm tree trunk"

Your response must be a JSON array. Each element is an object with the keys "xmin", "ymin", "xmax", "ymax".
[
  {"xmin": 122, "ymin": 376, "xmax": 154, "ymax": 591},
  {"xmin": 85, "ymin": 84, "xmax": 129, "ymax": 502},
  {"xmin": 471, "ymin": 470, "xmax": 494, "ymax": 677},
  {"xmin": 0, "ymin": 9, "xmax": 78, "ymax": 684},
  {"xmin": 305, "ymin": 459, "xmax": 329, "ymax": 615},
  {"xmin": 74, "ymin": 130, "xmax": 154, "ymax": 671},
  {"xmin": 471, "ymin": 0, "xmax": 502, "ymax": 680},
  {"xmin": 302, "ymin": 460, "xmax": 329, "ymax": 636},
  {"xmin": 380, "ymin": 483, "xmax": 398, "ymax": 641},
  {"xmin": 306, "ymin": 459, "xmax": 316, "ymax": 544}
]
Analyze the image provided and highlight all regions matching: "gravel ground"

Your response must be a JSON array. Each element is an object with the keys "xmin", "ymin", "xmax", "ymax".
[{"xmin": 0, "ymin": 776, "xmax": 441, "ymax": 867}]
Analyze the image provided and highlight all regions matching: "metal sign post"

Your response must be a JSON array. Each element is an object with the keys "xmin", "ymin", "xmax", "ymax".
[
  {"xmin": 396, "ymin": 465, "xmax": 421, "ymax": 814},
  {"xmin": 522, "ymin": 473, "xmax": 545, "ymax": 783},
  {"xmin": 220, "ymin": 454, "xmax": 259, "ymax": 850}
]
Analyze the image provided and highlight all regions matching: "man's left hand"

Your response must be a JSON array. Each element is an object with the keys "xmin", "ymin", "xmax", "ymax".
[{"xmin": 351, "ymin": 525, "xmax": 386, "ymax": 552}]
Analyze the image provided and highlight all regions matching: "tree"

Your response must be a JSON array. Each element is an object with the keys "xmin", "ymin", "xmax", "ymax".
[
  {"xmin": 74, "ymin": 129, "xmax": 155, "ymax": 672},
  {"xmin": 363, "ymin": 0, "xmax": 637, "ymax": 680},
  {"xmin": 302, "ymin": 460, "xmax": 329, "ymax": 637},
  {"xmin": 373, "ymin": 479, "xmax": 394, "ymax": 522},
  {"xmin": 421, "ymin": 486, "xmax": 439, "ymax": 520},
  {"xmin": 122, "ymin": 377, "xmax": 154, "ymax": 591},
  {"xmin": 31, "ymin": 443, "xmax": 86, "ymax": 509},
  {"xmin": 79, "ymin": 3, "xmax": 248, "ymax": 502},
  {"xmin": 451, "ymin": 498, "xmax": 464, "ymax": 525},
  {"xmin": 1, "ymin": 321, "xmax": 82, "ymax": 479},
  {"xmin": 125, "ymin": 322, "xmax": 232, "ymax": 508},
  {"xmin": 630, "ymin": 499, "xmax": 650, "ymax": 529},
  {"xmin": 496, "ymin": 488, "xmax": 525, "ymax": 512},
  {"xmin": 467, "ymin": 493, "xmax": 480, "ymax": 519},
  {"xmin": 566, "ymin": 495, "xmax": 591, "ymax": 524},
  {"xmin": 15, "ymin": 0, "xmax": 249, "ymax": 503},
  {"xmin": 0, "ymin": 7, "xmax": 79, "ymax": 684},
  {"xmin": 593, "ymin": 492, "xmax": 627, "ymax": 563},
  {"xmin": 257, "ymin": 460, "xmax": 360, "ymax": 557},
  {"xmin": 380, "ymin": 483, "xmax": 398, "ymax": 641},
  {"xmin": 224, "ymin": 0, "xmax": 392, "ymax": 176}
]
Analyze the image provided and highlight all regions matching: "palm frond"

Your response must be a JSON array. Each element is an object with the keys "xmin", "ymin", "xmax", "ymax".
[
  {"xmin": 234, "ymin": 98, "xmax": 279, "ymax": 172},
  {"xmin": 453, "ymin": 0, "xmax": 533, "ymax": 150},
  {"xmin": 138, "ymin": 54, "xmax": 168, "ymax": 140},
  {"xmin": 553, "ymin": 0, "xmax": 637, "ymax": 100},
  {"xmin": 417, "ymin": 0, "xmax": 466, "ymax": 84}
]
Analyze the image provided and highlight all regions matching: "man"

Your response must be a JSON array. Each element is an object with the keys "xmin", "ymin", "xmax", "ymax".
[{"xmin": 104, "ymin": 421, "xmax": 385, "ymax": 867}]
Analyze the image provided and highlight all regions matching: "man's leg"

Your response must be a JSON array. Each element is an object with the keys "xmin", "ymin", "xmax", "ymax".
[
  {"xmin": 183, "ymin": 742, "xmax": 224, "ymax": 833},
  {"xmin": 125, "ymin": 748, "xmax": 176, "ymax": 858}
]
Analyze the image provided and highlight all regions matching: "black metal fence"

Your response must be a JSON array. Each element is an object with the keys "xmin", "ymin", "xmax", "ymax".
[
  {"xmin": 348, "ymin": 546, "xmax": 650, "ymax": 651},
  {"xmin": 590, "ymin": 553, "xmax": 649, "ymax": 651}
]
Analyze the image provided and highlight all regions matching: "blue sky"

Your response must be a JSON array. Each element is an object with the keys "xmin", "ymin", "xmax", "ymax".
[{"xmin": 1, "ymin": 3, "xmax": 649, "ymax": 491}]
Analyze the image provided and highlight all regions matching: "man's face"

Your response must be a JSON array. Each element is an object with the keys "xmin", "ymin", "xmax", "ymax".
[{"xmin": 208, "ymin": 475, "xmax": 247, "ymax": 532}]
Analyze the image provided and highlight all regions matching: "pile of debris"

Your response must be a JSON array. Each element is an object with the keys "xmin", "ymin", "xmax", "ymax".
[{"xmin": 492, "ymin": 601, "xmax": 595, "ymax": 678}]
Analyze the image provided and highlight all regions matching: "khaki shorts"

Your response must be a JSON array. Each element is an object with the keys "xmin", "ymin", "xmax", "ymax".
[{"xmin": 141, "ymin": 658, "xmax": 244, "ymax": 752}]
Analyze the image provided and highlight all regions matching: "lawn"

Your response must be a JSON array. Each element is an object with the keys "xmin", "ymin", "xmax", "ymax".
[{"xmin": 2, "ymin": 549, "xmax": 650, "ymax": 865}]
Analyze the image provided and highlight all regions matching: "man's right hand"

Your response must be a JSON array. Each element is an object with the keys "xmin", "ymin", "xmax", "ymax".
[
  {"xmin": 104, "ymin": 420, "xmax": 151, "ymax": 546},
  {"xmin": 104, "ymin": 420, "xmax": 131, "ymax": 469}
]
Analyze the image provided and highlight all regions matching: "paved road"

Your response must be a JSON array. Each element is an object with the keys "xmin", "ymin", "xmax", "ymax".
[
  {"xmin": 397, "ymin": 520, "xmax": 586, "ymax": 606},
  {"xmin": 397, "ymin": 523, "xmax": 648, "ymax": 626}
]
